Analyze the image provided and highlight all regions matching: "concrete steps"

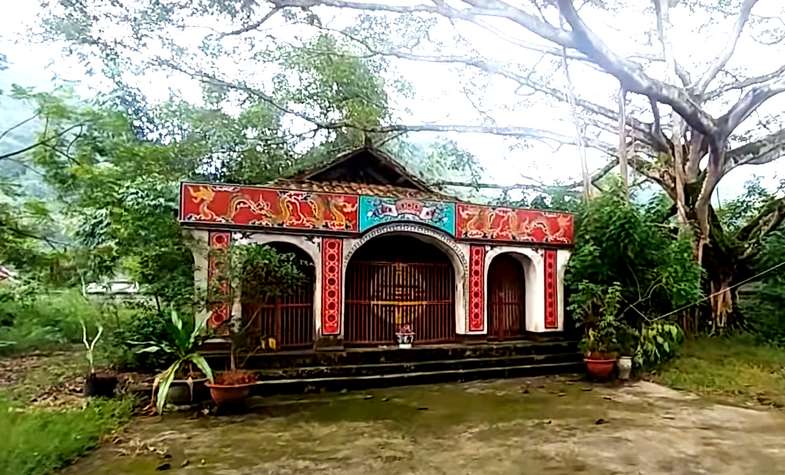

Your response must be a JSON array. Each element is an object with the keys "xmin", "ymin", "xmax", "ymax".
[{"xmin": 203, "ymin": 338, "xmax": 583, "ymax": 395}]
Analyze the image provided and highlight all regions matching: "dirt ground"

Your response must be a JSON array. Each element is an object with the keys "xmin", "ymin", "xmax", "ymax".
[{"xmin": 62, "ymin": 376, "xmax": 785, "ymax": 475}]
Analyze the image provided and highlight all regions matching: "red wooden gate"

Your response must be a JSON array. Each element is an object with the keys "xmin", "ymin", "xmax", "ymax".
[
  {"xmin": 345, "ymin": 261, "xmax": 455, "ymax": 345},
  {"xmin": 488, "ymin": 254, "xmax": 526, "ymax": 339}
]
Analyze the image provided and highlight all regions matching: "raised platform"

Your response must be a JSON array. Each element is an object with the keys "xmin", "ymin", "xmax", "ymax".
[{"xmin": 203, "ymin": 338, "xmax": 583, "ymax": 395}]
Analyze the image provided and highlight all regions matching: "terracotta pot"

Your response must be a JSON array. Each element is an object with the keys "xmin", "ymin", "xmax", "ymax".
[
  {"xmin": 84, "ymin": 372, "xmax": 118, "ymax": 398},
  {"xmin": 584, "ymin": 357, "xmax": 616, "ymax": 380},
  {"xmin": 206, "ymin": 383, "xmax": 254, "ymax": 406}
]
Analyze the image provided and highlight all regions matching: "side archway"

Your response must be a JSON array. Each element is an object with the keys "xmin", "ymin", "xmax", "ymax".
[
  {"xmin": 484, "ymin": 247, "xmax": 544, "ymax": 333},
  {"xmin": 233, "ymin": 234, "xmax": 320, "ymax": 349}
]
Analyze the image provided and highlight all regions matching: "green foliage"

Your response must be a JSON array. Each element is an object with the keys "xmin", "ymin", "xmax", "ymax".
[
  {"xmin": 568, "ymin": 183, "xmax": 702, "ymax": 322},
  {"xmin": 233, "ymin": 245, "xmax": 308, "ymax": 303},
  {"xmin": 0, "ymin": 289, "xmax": 104, "ymax": 354},
  {"xmin": 718, "ymin": 177, "xmax": 782, "ymax": 234},
  {"xmin": 133, "ymin": 308, "xmax": 212, "ymax": 414},
  {"xmin": 0, "ymin": 396, "xmax": 133, "ymax": 475},
  {"xmin": 579, "ymin": 283, "xmax": 623, "ymax": 357},
  {"xmin": 635, "ymin": 322, "xmax": 682, "ymax": 370},
  {"xmin": 101, "ymin": 304, "xmax": 175, "ymax": 371},
  {"xmin": 567, "ymin": 182, "xmax": 702, "ymax": 368},
  {"xmin": 740, "ymin": 228, "xmax": 785, "ymax": 345}
]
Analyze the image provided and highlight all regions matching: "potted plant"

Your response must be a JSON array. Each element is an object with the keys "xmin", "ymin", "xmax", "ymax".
[
  {"xmin": 81, "ymin": 319, "xmax": 118, "ymax": 397},
  {"xmin": 206, "ymin": 244, "xmax": 306, "ymax": 407},
  {"xmin": 135, "ymin": 308, "xmax": 213, "ymax": 414},
  {"xmin": 395, "ymin": 323, "xmax": 415, "ymax": 349},
  {"xmin": 205, "ymin": 329, "xmax": 258, "ymax": 406},
  {"xmin": 616, "ymin": 324, "xmax": 639, "ymax": 380}
]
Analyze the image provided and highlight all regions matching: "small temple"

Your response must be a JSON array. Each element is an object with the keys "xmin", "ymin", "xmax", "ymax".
[{"xmin": 179, "ymin": 147, "xmax": 574, "ymax": 358}]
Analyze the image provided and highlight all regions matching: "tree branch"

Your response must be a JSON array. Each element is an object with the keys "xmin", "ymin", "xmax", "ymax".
[
  {"xmin": 718, "ymin": 75, "xmax": 785, "ymax": 136},
  {"xmin": 215, "ymin": 6, "xmax": 281, "ymax": 38},
  {"xmin": 724, "ymin": 128, "xmax": 785, "ymax": 174},
  {"xmin": 692, "ymin": 0, "xmax": 759, "ymax": 95},
  {"xmin": 704, "ymin": 64, "xmax": 785, "ymax": 101},
  {"xmin": 556, "ymin": 0, "xmax": 717, "ymax": 137},
  {"xmin": 0, "ymin": 123, "xmax": 84, "ymax": 161},
  {"xmin": 736, "ymin": 196, "xmax": 785, "ymax": 260}
]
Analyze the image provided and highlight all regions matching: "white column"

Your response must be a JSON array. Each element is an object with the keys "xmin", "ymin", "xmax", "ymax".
[{"xmin": 556, "ymin": 249, "xmax": 572, "ymax": 331}]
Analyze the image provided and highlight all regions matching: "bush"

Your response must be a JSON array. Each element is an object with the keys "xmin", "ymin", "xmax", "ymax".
[
  {"xmin": 740, "ymin": 230, "xmax": 785, "ymax": 346},
  {"xmin": 0, "ymin": 289, "xmax": 104, "ymax": 354},
  {"xmin": 567, "ymin": 183, "xmax": 702, "ymax": 369},
  {"xmin": 101, "ymin": 304, "xmax": 176, "ymax": 371},
  {"xmin": 0, "ymin": 396, "xmax": 134, "ymax": 475}
]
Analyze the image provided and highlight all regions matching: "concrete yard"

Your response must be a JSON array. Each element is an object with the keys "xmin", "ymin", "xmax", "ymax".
[{"xmin": 64, "ymin": 376, "xmax": 785, "ymax": 475}]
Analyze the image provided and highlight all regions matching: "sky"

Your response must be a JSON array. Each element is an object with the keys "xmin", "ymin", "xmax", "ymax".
[{"xmin": 1, "ymin": 1, "xmax": 783, "ymax": 202}]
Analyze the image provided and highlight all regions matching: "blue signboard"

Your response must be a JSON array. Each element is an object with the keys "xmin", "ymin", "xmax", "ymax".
[{"xmin": 359, "ymin": 195, "xmax": 456, "ymax": 235}]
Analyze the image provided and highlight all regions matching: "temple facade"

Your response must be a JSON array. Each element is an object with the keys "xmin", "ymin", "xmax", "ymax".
[{"xmin": 179, "ymin": 147, "xmax": 574, "ymax": 351}]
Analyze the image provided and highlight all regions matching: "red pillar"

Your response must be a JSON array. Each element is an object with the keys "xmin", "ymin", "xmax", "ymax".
[
  {"xmin": 468, "ymin": 245, "xmax": 485, "ymax": 332},
  {"xmin": 207, "ymin": 231, "xmax": 231, "ymax": 329},
  {"xmin": 321, "ymin": 238, "xmax": 343, "ymax": 335},
  {"xmin": 544, "ymin": 249, "xmax": 559, "ymax": 329}
]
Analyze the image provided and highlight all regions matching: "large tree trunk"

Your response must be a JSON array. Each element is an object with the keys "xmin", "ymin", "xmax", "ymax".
[{"xmin": 689, "ymin": 205, "xmax": 751, "ymax": 332}]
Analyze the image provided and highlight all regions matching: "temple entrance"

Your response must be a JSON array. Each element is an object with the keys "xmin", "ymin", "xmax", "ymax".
[
  {"xmin": 241, "ymin": 242, "xmax": 315, "ymax": 350},
  {"xmin": 345, "ymin": 235, "xmax": 456, "ymax": 345},
  {"xmin": 487, "ymin": 253, "xmax": 527, "ymax": 340}
]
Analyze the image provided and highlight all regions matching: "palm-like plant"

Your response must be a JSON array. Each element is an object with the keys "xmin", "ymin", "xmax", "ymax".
[{"xmin": 136, "ymin": 308, "xmax": 213, "ymax": 414}]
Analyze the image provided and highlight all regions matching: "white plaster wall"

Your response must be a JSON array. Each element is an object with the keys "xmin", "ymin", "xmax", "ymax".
[
  {"xmin": 184, "ymin": 229, "xmax": 210, "ymax": 326},
  {"xmin": 556, "ymin": 249, "xmax": 572, "ymax": 332},
  {"xmin": 232, "ymin": 232, "xmax": 323, "ymax": 335},
  {"xmin": 342, "ymin": 223, "xmax": 471, "ymax": 336},
  {"xmin": 484, "ymin": 246, "xmax": 545, "ymax": 333}
]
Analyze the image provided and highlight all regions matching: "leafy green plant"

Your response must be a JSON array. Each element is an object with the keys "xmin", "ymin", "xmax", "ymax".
[
  {"xmin": 134, "ymin": 308, "xmax": 212, "ymax": 413},
  {"xmin": 616, "ymin": 324, "xmax": 640, "ymax": 357},
  {"xmin": 567, "ymin": 182, "xmax": 702, "ymax": 330},
  {"xmin": 579, "ymin": 283, "xmax": 623, "ymax": 358},
  {"xmin": 635, "ymin": 322, "xmax": 682, "ymax": 370}
]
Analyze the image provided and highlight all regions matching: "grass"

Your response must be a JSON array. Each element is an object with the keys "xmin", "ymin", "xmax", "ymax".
[
  {"xmin": 653, "ymin": 333, "xmax": 785, "ymax": 408},
  {"xmin": 0, "ymin": 397, "xmax": 134, "ymax": 475},
  {"xmin": 0, "ymin": 350, "xmax": 135, "ymax": 475}
]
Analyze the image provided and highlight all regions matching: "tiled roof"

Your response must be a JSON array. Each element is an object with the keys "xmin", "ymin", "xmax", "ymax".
[{"xmin": 267, "ymin": 179, "xmax": 454, "ymax": 201}]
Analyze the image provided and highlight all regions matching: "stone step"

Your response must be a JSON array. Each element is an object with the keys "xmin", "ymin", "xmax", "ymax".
[
  {"xmin": 255, "ymin": 352, "xmax": 582, "ymax": 380},
  {"xmin": 206, "ymin": 339, "xmax": 579, "ymax": 370},
  {"xmin": 249, "ymin": 360, "xmax": 584, "ymax": 395}
]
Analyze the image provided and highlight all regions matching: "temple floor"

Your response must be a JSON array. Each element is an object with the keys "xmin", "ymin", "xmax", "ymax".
[{"xmin": 64, "ymin": 376, "xmax": 785, "ymax": 475}]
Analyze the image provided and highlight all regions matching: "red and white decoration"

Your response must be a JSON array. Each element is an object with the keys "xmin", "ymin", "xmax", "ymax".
[
  {"xmin": 207, "ymin": 231, "xmax": 231, "ymax": 329},
  {"xmin": 468, "ymin": 245, "xmax": 486, "ymax": 332},
  {"xmin": 544, "ymin": 249, "xmax": 559, "ymax": 329},
  {"xmin": 321, "ymin": 238, "xmax": 343, "ymax": 335}
]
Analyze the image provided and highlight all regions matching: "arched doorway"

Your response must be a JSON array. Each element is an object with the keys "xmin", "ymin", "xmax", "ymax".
[
  {"xmin": 345, "ymin": 235, "xmax": 456, "ymax": 345},
  {"xmin": 487, "ymin": 253, "xmax": 527, "ymax": 340},
  {"xmin": 241, "ymin": 242, "xmax": 315, "ymax": 349}
]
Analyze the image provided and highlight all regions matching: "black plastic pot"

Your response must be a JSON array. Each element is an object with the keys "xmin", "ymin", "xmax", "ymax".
[{"xmin": 84, "ymin": 372, "xmax": 118, "ymax": 398}]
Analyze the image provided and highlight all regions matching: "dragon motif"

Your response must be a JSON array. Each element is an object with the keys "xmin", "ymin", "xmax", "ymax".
[
  {"xmin": 459, "ymin": 203, "xmax": 572, "ymax": 243},
  {"xmin": 271, "ymin": 191, "xmax": 309, "ymax": 226},
  {"xmin": 224, "ymin": 193, "xmax": 272, "ymax": 224},
  {"xmin": 188, "ymin": 186, "xmax": 218, "ymax": 221},
  {"xmin": 327, "ymin": 197, "xmax": 358, "ymax": 230},
  {"xmin": 459, "ymin": 205, "xmax": 493, "ymax": 238}
]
